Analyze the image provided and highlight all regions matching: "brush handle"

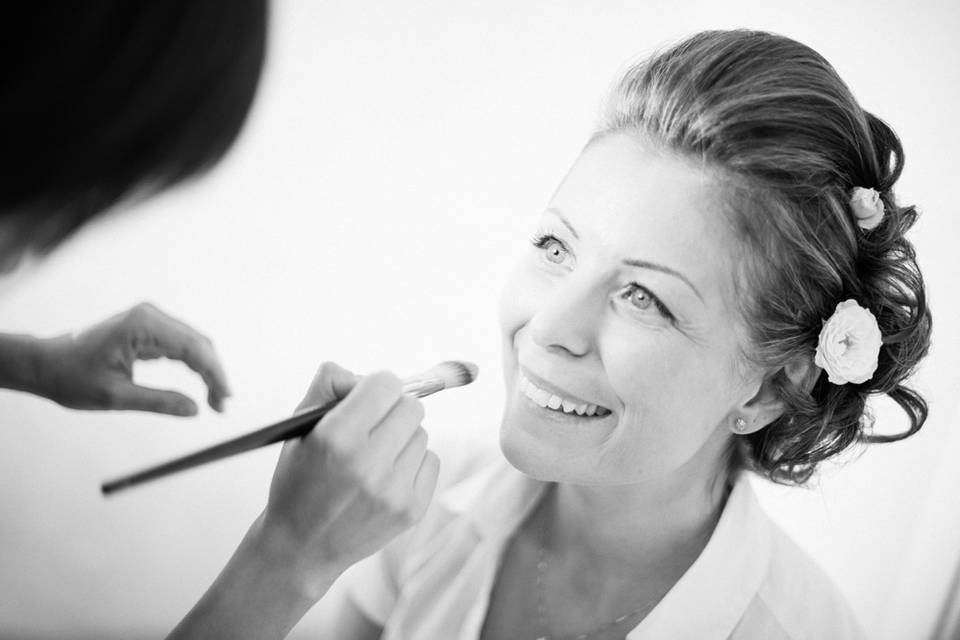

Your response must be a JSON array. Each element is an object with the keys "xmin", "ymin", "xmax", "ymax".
[
  {"xmin": 101, "ymin": 377, "xmax": 445, "ymax": 495},
  {"xmin": 101, "ymin": 401, "xmax": 336, "ymax": 495}
]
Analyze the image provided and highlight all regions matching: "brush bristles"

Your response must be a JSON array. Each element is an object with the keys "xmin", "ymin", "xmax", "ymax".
[{"xmin": 430, "ymin": 360, "xmax": 478, "ymax": 389}]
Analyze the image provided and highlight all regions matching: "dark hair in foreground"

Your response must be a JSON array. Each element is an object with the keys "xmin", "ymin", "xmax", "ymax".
[
  {"xmin": 0, "ymin": 1, "xmax": 268, "ymax": 261},
  {"xmin": 599, "ymin": 30, "xmax": 931, "ymax": 484}
]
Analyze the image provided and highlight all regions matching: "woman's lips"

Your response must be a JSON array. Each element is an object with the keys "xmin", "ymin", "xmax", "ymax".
[{"xmin": 518, "ymin": 371, "xmax": 612, "ymax": 417}]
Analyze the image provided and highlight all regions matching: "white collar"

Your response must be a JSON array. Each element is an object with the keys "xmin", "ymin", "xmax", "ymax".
[
  {"xmin": 439, "ymin": 458, "xmax": 772, "ymax": 640},
  {"xmin": 628, "ymin": 470, "xmax": 772, "ymax": 639}
]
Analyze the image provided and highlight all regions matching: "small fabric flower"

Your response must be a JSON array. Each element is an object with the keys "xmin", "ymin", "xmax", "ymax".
[
  {"xmin": 850, "ymin": 187, "xmax": 884, "ymax": 231},
  {"xmin": 814, "ymin": 299, "xmax": 883, "ymax": 385}
]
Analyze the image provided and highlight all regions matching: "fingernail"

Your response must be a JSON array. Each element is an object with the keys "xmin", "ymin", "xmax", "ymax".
[{"xmin": 179, "ymin": 402, "xmax": 198, "ymax": 417}]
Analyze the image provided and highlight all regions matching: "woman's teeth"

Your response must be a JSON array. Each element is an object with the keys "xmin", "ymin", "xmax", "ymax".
[{"xmin": 519, "ymin": 373, "xmax": 610, "ymax": 417}]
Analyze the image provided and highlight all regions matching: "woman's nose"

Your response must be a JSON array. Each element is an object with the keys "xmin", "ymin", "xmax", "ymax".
[{"xmin": 527, "ymin": 277, "xmax": 600, "ymax": 357}]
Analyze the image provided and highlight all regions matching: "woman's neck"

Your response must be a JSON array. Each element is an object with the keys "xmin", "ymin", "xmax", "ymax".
[{"xmin": 546, "ymin": 448, "xmax": 732, "ymax": 577}]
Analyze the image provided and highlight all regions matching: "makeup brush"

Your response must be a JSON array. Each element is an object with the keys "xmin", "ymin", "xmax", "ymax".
[{"xmin": 101, "ymin": 360, "xmax": 478, "ymax": 495}]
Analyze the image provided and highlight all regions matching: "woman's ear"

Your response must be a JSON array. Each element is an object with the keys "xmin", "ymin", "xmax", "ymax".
[{"xmin": 729, "ymin": 356, "xmax": 819, "ymax": 435}]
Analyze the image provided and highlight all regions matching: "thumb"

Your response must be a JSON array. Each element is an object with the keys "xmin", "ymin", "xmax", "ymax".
[
  {"xmin": 295, "ymin": 362, "xmax": 359, "ymax": 412},
  {"xmin": 110, "ymin": 382, "xmax": 199, "ymax": 417}
]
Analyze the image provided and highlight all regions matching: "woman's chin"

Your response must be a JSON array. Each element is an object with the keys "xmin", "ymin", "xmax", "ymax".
[
  {"xmin": 499, "ymin": 425, "xmax": 556, "ymax": 482},
  {"xmin": 498, "ymin": 405, "xmax": 578, "ymax": 483}
]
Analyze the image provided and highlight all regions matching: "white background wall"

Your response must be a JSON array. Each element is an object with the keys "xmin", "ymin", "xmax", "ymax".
[{"xmin": 0, "ymin": 1, "xmax": 957, "ymax": 638}]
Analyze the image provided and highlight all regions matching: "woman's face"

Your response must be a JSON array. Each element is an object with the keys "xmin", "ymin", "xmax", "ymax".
[{"xmin": 498, "ymin": 132, "xmax": 762, "ymax": 486}]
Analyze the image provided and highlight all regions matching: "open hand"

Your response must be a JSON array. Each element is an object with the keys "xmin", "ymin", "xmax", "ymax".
[{"xmin": 35, "ymin": 302, "xmax": 231, "ymax": 416}]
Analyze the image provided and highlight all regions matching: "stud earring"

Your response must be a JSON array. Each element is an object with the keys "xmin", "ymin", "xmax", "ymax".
[{"xmin": 733, "ymin": 417, "xmax": 747, "ymax": 433}]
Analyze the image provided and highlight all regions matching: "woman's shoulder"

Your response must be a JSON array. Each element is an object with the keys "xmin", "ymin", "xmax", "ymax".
[
  {"xmin": 737, "ymin": 497, "xmax": 865, "ymax": 639},
  {"xmin": 640, "ymin": 472, "xmax": 865, "ymax": 640}
]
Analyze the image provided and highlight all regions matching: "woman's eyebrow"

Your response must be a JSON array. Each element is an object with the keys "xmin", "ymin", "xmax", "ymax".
[
  {"xmin": 545, "ymin": 207, "xmax": 580, "ymax": 239},
  {"xmin": 622, "ymin": 258, "xmax": 704, "ymax": 303},
  {"xmin": 545, "ymin": 207, "xmax": 704, "ymax": 303}
]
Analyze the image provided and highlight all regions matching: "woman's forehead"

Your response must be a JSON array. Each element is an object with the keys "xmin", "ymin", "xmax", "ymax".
[
  {"xmin": 547, "ymin": 133, "xmax": 740, "ymax": 302},
  {"xmin": 556, "ymin": 133, "xmax": 717, "ymax": 217}
]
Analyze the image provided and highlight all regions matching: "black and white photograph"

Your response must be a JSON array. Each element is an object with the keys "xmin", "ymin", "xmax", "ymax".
[{"xmin": 1, "ymin": 1, "xmax": 957, "ymax": 638}]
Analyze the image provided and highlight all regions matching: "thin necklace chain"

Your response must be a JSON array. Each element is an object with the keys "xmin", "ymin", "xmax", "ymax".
[{"xmin": 533, "ymin": 487, "xmax": 653, "ymax": 640}]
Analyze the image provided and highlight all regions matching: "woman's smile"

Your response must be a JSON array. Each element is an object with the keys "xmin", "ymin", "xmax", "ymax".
[{"xmin": 517, "ymin": 368, "xmax": 613, "ymax": 418}]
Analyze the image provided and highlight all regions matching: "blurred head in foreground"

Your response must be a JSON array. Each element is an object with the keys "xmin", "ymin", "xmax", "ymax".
[{"xmin": 0, "ymin": 0, "xmax": 268, "ymax": 271}]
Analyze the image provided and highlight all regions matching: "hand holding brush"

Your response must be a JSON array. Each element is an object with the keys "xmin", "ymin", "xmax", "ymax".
[
  {"xmin": 102, "ymin": 360, "xmax": 476, "ymax": 494},
  {"xmin": 168, "ymin": 361, "xmax": 475, "ymax": 639}
]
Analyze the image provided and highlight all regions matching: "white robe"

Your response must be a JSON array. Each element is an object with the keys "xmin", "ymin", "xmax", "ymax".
[{"xmin": 343, "ymin": 455, "xmax": 865, "ymax": 639}]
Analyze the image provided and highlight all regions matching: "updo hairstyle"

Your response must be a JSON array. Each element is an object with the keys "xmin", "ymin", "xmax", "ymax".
[{"xmin": 598, "ymin": 30, "xmax": 932, "ymax": 484}]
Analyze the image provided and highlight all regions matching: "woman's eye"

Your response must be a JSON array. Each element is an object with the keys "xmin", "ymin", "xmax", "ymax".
[
  {"xmin": 531, "ymin": 234, "xmax": 570, "ymax": 265},
  {"xmin": 626, "ymin": 285, "xmax": 654, "ymax": 310},
  {"xmin": 622, "ymin": 283, "xmax": 674, "ymax": 320},
  {"xmin": 543, "ymin": 239, "xmax": 567, "ymax": 264}
]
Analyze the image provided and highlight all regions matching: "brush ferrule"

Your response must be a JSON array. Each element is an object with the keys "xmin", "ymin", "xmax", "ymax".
[{"xmin": 402, "ymin": 377, "xmax": 445, "ymax": 398}]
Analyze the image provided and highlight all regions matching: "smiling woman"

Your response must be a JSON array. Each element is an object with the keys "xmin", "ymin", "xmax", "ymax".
[
  {"xmin": 498, "ymin": 137, "xmax": 746, "ymax": 490},
  {"xmin": 334, "ymin": 30, "xmax": 929, "ymax": 640},
  {"xmin": 169, "ymin": 28, "xmax": 930, "ymax": 640}
]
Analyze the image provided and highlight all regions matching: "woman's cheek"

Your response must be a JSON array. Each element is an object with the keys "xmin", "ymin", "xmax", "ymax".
[
  {"xmin": 498, "ymin": 263, "xmax": 543, "ymax": 336},
  {"xmin": 601, "ymin": 327, "xmax": 699, "ymax": 424}
]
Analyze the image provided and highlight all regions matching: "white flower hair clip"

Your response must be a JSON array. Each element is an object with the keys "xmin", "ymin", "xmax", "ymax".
[
  {"xmin": 850, "ymin": 186, "xmax": 885, "ymax": 231},
  {"xmin": 814, "ymin": 299, "xmax": 883, "ymax": 385}
]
